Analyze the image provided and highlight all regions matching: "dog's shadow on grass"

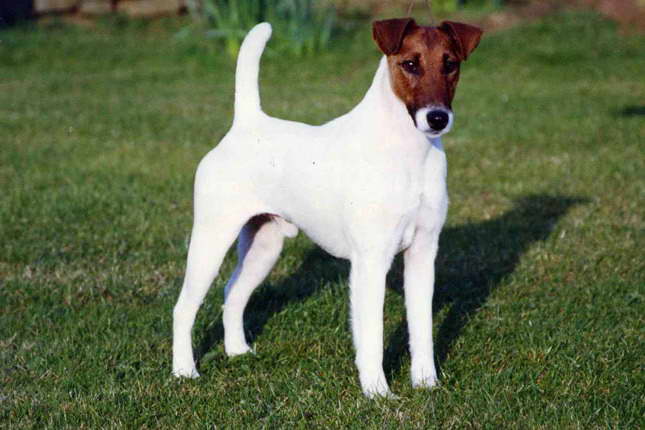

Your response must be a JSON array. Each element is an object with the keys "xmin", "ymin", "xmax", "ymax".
[
  {"xmin": 196, "ymin": 243, "xmax": 350, "ymax": 365},
  {"xmin": 617, "ymin": 105, "xmax": 645, "ymax": 117},
  {"xmin": 197, "ymin": 194, "xmax": 586, "ymax": 380},
  {"xmin": 383, "ymin": 193, "xmax": 586, "ymax": 379}
]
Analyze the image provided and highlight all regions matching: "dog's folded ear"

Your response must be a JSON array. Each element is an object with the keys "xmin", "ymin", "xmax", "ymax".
[
  {"xmin": 372, "ymin": 18, "xmax": 417, "ymax": 55},
  {"xmin": 439, "ymin": 21, "xmax": 483, "ymax": 61}
]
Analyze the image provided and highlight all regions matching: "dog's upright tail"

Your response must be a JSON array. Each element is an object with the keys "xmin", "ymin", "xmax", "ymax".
[{"xmin": 233, "ymin": 22, "xmax": 272, "ymax": 123}]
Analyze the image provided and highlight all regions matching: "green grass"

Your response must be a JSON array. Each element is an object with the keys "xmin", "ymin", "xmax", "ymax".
[{"xmin": 1, "ymin": 12, "xmax": 643, "ymax": 428}]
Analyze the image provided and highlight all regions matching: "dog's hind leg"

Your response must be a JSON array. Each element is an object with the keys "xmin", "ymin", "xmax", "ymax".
[
  {"xmin": 223, "ymin": 215, "xmax": 294, "ymax": 356},
  {"xmin": 172, "ymin": 199, "xmax": 251, "ymax": 378}
]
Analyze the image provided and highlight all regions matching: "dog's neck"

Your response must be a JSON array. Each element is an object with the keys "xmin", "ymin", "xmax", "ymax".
[
  {"xmin": 359, "ymin": 57, "xmax": 410, "ymax": 126},
  {"xmin": 356, "ymin": 57, "xmax": 442, "ymax": 149}
]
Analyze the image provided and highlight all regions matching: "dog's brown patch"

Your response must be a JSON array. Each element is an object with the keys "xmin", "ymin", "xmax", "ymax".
[{"xmin": 373, "ymin": 18, "xmax": 482, "ymax": 117}]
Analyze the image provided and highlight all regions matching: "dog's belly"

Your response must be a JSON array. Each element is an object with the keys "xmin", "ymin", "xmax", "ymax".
[
  {"xmin": 300, "ymin": 222, "xmax": 352, "ymax": 259},
  {"xmin": 273, "ymin": 179, "xmax": 426, "ymax": 261},
  {"xmin": 273, "ymin": 194, "xmax": 352, "ymax": 259},
  {"xmin": 285, "ymin": 206, "xmax": 420, "ymax": 260}
]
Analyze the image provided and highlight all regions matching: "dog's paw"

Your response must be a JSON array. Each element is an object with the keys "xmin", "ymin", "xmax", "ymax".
[
  {"xmin": 173, "ymin": 367, "xmax": 200, "ymax": 379},
  {"xmin": 411, "ymin": 366, "xmax": 439, "ymax": 389},
  {"xmin": 225, "ymin": 342, "xmax": 252, "ymax": 357},
  {"xmin": 360, "ymin": 371, "xmax": 391, "ymax": 399},
  {"xmin": 365, "ymin": 387, "xmax": 398, "ymax": 400},
  {"xmin": 363, "ymin": 383, "xmax": 394, "ymax": 399}
]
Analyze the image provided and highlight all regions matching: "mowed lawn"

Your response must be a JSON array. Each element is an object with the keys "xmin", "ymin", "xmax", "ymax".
[{"xmin": 1, "ymin": 11, "xmax": 643, "ymax": 428}]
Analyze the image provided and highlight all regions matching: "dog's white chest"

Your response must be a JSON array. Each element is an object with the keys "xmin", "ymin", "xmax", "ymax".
[
  {"xmin": 397, "ymin": 143, "xmax": 448, "ymax": 251},
  {"xmin": 400, "ymin": 215, "xmax": 418, "ymax": 250}
]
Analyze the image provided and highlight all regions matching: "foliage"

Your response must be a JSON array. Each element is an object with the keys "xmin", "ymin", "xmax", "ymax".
[
  {"xmin": 186, "ymin": 0, "xmax": 337, "ymax": 58},
  {"xmin": 433, "ymin": 0, "xmax": 461, "ymax": 14},
  {"xmin": 1, "ymin": 11, "xmax": 643, "ymax": 427},
  {"xmin": 412, "ymin": 0, "xmax": 505, "ymax": 15}
]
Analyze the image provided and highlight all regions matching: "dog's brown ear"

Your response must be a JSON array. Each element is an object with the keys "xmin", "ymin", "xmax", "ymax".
[
  {"xmin": 439, "ymin": 21, "xmax": 483, "ymax": 61},
  {"xmin": 372, "ymin": 18, "xmax": 417, "ymax": 55}
]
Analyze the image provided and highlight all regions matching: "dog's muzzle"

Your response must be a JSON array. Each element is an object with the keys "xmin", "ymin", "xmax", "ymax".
[{"xmin": 414, "ymin": 106, "xmax": 454, "ymax": 137}]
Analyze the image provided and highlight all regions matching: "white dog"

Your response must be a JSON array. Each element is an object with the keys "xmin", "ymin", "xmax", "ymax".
[{"xmin": 173, "ymin": 18, "xmax": 482, "ymax": 397}]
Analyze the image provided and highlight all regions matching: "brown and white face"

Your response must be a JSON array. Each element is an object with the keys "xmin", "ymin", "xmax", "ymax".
[{"xmin": 373, "ymin": 18, "xmax": 483, "ymax": 137}]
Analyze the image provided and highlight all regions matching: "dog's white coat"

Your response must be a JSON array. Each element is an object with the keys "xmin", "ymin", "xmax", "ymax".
[{"xmin": 173, "ymin": 23, "xmax": 449, "ymax": 397}]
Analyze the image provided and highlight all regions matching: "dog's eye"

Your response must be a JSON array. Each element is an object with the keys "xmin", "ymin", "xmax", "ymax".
[
  {"xmin": 444, "ymin": 59, "xmax": 459, "ymax": 74},
  {"xmin": 400, "ymin": 60, "xmax": 420, "ymax": 75}
]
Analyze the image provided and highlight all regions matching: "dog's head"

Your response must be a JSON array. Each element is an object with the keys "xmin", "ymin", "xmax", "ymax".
[{"xmin": 373, "ymin": 18, "xmax": 482, "ymax": 138}]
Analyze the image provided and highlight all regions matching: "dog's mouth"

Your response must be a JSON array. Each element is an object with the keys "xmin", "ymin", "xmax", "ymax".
[{"xmin": 413, "ymin": 106, "xmax": 454, "ymax": 138}]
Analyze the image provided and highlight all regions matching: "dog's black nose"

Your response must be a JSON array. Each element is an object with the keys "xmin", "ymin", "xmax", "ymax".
[{"xmin": 427, "ymin": 110, "xmax": 450, "ymax": 131}]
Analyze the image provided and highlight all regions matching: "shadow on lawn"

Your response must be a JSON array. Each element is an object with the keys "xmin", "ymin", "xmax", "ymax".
[
  {"xmin": 617, "ymin": 105, "xmax": 645, "ymax": 117},
  {"xmin": 383, "ymin": 194, "xmax": 586, "ymax": 379},
  {"xmin": 196, "ymin": 244, "xmax": 350, "ymax": 365},
  {"xmin": 197, "ymin": 194, "xmax": 586, "ymax": 380}
]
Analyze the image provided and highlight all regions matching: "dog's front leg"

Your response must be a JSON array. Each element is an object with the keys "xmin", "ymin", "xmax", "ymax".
[
  {"xmin": 349, "ymin": 255, "xmax": 390, "ymax": 398},
  {"xmin": 403, "ymin": 228, "xmax": 441, "ymax": 389}
]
